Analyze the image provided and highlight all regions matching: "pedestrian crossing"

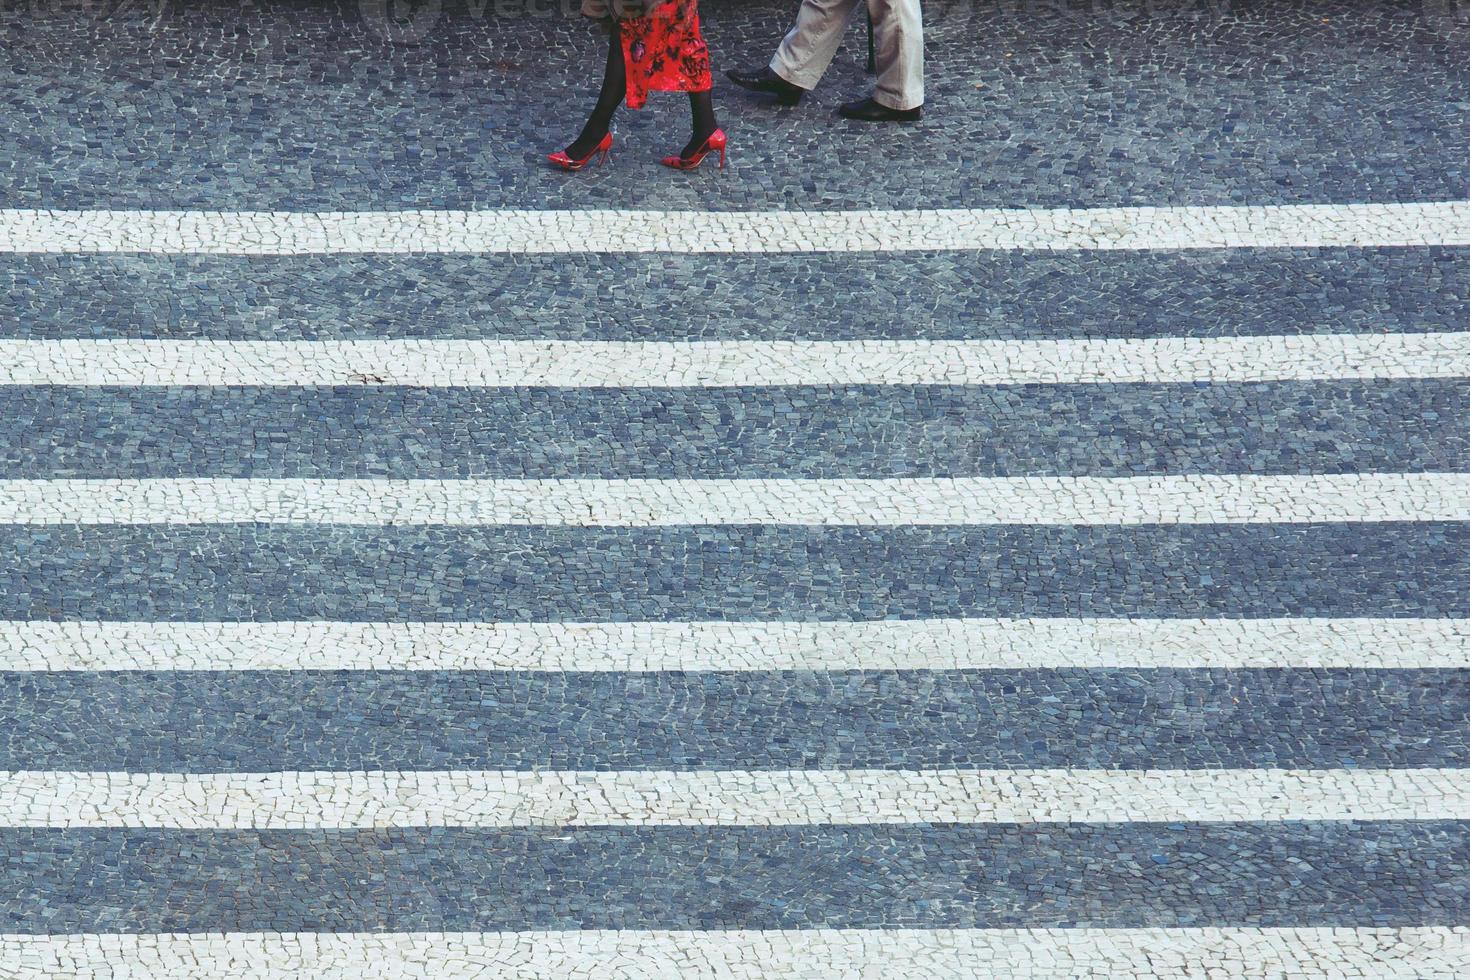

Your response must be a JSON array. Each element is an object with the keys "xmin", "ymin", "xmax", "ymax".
[
  {"xmin": 5, "ymin": 0, "xmax": 1468, "ymax": 969},
  {"xmin": 4, "ymin": 205, "xmax": 1468, "ymax": 976}
]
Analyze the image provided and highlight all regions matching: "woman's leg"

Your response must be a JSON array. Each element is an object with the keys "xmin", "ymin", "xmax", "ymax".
[
  {"xmin": 682, "ymin": 88, "xmax": 719, "ymax": 159},
  {"xmin": 565, "ymin": 22, "xmax": 627, "ymax": 160}
]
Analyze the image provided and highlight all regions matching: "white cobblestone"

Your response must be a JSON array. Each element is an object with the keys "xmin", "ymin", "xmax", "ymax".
[
  {"xmin": 1, "ymin": 202, "xmax": 1467, "ymax": 253},
  {"xmin": 1, "ymin": 768, "xmax": 1464, "ymax": 829},
  {"xmin": 2, "ymin": 617, "xmax": 1464, "ymax": 671},
  {"xmin": 0, "ymin": 473, "xmax": 1465, "ymax": 526},
  {"xmin": 2, "ymin": 334, "xmax": 1466, "ymax": 386},
  {"xmin": 1, "ymin": 927, "xmax": 1464, "ymax": 978}
]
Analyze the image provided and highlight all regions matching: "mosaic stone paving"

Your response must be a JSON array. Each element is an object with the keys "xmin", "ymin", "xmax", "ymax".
[{"xmin": 1, "ymin": 0, "xmax": 1468, "ymax": 975}]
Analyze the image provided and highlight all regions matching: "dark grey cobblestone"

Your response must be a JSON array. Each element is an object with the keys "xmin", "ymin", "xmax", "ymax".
[
  {"xmin": 0, "ymin": 0, "xmax": 1466, "ymax": 210},
  {"xmin": 3, "ymin": 248, "xmax": 1467, "ymax": 342},
  {"xmin": 3, "ymin": 669, "xmax": 1463, "ymax": 772},
  {"xmin": 1, "ymin": 523, "xmax": 1465, "ymax": 621},
  {"xmin": 3, "ymin": 822, "xmax": 1465, "ymax": 933},
  {"xmin": 11, "ymin": 379, "xmax": 1470, "ymax": 478},
  {"xmin": 4, "ymin": 381, "xmax": 1466, "ymax": 479}
]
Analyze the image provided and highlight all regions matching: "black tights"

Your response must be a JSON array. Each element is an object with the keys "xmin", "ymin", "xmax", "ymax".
[
  {"xmin": 685, "ymin": 88, "xmax": 718, "ymax": 158},
  {"xmin": 565, "ymin": 22, "xmax": 719, "ymax": 161}
]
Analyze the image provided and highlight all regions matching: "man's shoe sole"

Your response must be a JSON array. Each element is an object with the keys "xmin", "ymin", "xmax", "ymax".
[
  {"xmin": 838, "ymin": 107, "xmax": 923, "ymax": 122},
  {"xmin": 840, "ymin": 110, "xmax": 917, "ymax": 122}
]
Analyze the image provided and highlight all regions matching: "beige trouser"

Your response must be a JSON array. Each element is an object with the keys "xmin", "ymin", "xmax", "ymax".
[{"xmin": 769, "ymin": 0, "xmax": 923, "ymax": 111}]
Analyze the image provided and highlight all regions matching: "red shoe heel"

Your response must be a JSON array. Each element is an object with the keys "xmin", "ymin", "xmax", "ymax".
[
  {"xmin": 661, "ymin": 128, "xmax": 727, "ymax": 171},
  {"xmin": 547, "ymin": 132, "xmax": 613, "ymax": 172}
]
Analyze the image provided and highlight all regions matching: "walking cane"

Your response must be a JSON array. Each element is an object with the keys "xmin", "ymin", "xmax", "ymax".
[{"xmin": 866, "ymin": 10, "xmax": 876, "ymax": 72}]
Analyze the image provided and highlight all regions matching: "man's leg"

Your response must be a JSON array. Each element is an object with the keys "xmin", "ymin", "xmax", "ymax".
[
  {"xmin": 868, "ymin": 0, "xmax": 923, "ymax": 110},
  {"xmin": 769, "ymin": 0, "xmax": 864, "ymax": 91}
]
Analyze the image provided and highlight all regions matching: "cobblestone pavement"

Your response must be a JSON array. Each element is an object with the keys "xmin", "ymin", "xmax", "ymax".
[{"xmin": 1, "ymin": 0, "xmax": 1468, "ymax": 976}]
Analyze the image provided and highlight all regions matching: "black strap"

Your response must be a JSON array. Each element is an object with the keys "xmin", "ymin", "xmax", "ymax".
[{"xmin": 866, "ymin": 9, "xmax": 877, "ymax": 72}]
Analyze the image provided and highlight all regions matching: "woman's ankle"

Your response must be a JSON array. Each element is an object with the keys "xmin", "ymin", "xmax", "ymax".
[
  {"xmin": 566, "ymin": 124, "xmax": 610, "ymax": 158},
  {"xmin": 680, "ymin": 125, "xmax": 719, "ymax": 159}
]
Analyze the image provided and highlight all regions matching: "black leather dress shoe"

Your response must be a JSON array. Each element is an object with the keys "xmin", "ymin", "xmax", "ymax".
[
  {"xmin": 837, "ymin": 96, "xmax": 923, "ymax": 122},
  {"xmin": 725, "ymin": 66, "xmax": 804, "ymax": 106}
]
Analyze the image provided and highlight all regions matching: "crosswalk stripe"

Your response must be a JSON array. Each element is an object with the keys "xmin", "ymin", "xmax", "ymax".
[
  {"xmin": 3, "ymin": 768, "xmax": 1464, "ymax": 828},
  {"xmin": 3, "ymin": 333, "xmax": 1467, "ymax": 386},
  {"xmin": 4, "ymin": 928, "xmax": 1464, "ymax": 978},
  {"xmin": 2, "ymin": 202, "xmax": 1468, "ymax": 254},
  {"xmin": 2, "ymin": 474, "xmax": 1465, "ymax": 526},
  {"xmin": 4, "ymin": 618, "xmax": 1464, "ymax": 671}
]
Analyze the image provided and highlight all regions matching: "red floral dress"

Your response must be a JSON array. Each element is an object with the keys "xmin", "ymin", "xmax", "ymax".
[{"xmin": 585, "ymin": 0, "xmax": 713, "ymax": 109}]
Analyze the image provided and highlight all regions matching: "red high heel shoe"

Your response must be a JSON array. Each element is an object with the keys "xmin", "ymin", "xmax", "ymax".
[
  {"xmin": 661, "ymin": 129, "xmax": 727, "ymax": 171},
  {"xmin": 547, "ymin": 133, "xmax": 613, "ymax": 172}
]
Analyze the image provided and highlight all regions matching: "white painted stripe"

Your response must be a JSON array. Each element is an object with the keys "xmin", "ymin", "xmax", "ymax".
[
  {"xmin": 2, "ymin": 929, "xmax": 1466, "ymax": 980},
  {"xmin": 2, "ymin": 202, "xmax": 1468, "ymax": 254},
  {"xmin": 4, "ymin": 618, "xmax": 1465, "ymax": 672},
  {"xmin": 1, "ymin": 474, "xmax": 1465, "ymax": 526},
  {"xmin": 2, "ymin": 768, "xmax": 1464, "ymax": 829},
  {"xmin": 3, "ymin": 334, "xmax": 1467, "ymax": 386}
]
